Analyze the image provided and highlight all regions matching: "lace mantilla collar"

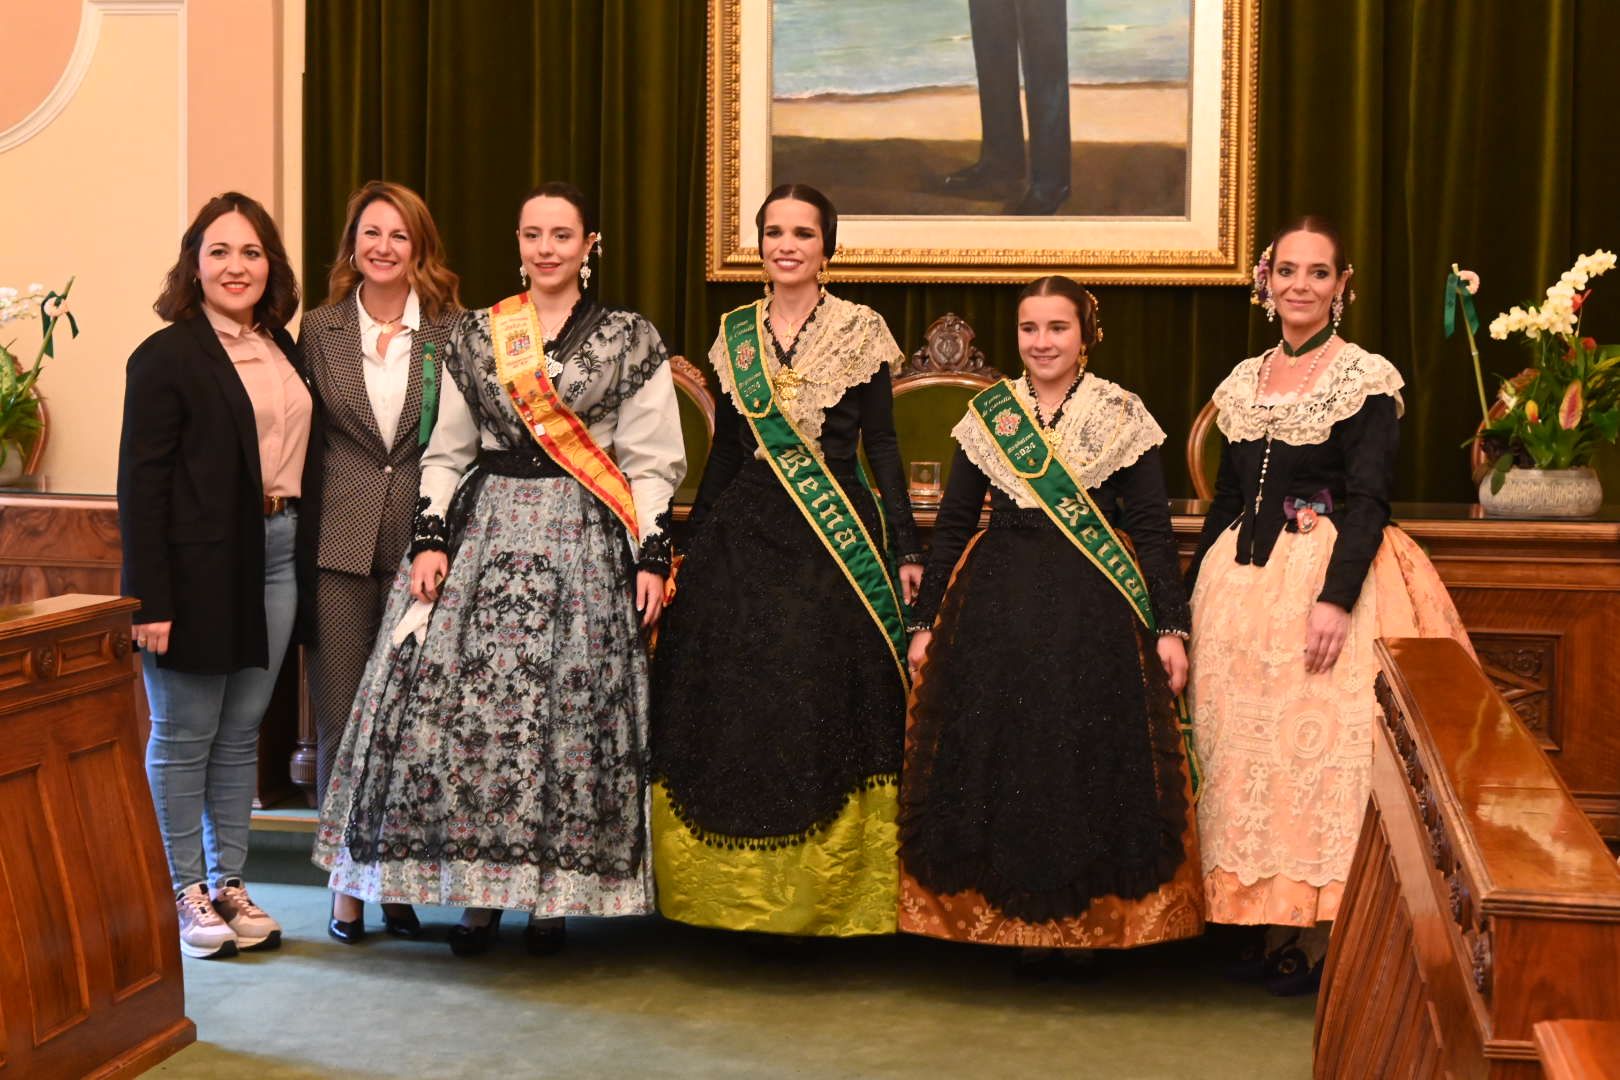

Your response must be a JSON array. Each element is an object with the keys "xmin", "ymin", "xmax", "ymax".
[
  {"xmin": 1213, "ymin": 343, "xmax": 1405, "ymax": 447},
  {"xmin": 709, "ymin": 293, "xmax": 902, "ymax": 447},
  {"xmin": 953, "ymin": 374, "xmax": 1166, "ymax": 509}
]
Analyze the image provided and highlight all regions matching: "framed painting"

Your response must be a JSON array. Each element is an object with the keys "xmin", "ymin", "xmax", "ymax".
[{"xmin": 706, "ymin": 0, "xmax": 1260, "ymax": 285}]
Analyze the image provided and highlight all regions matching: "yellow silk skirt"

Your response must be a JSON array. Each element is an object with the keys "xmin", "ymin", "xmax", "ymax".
[{"xmin": 651, "ymin": 781, "xmax": 899, "ymax": 936}]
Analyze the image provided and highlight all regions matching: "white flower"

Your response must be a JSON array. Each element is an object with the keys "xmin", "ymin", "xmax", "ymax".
[
  {"xmin": 26, "ymin": 283, "xmax": 44, "ymax": 295},
  {"xmin": 0, "ymin": 287, "xmax": 16, "ymax": 302}
]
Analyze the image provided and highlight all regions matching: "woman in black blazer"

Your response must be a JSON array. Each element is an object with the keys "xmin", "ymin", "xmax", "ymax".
[
  {"xmin": 300, "ymin": 180, "xmax": 460, "ymax": 944},
  {"xmin": 117, "ymin": 191, "xmax": 323, "ymax": 960}
]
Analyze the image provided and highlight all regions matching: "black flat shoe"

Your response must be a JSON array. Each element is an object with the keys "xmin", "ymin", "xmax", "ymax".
[
  {"xmin": 448, "ymin": 910, "xmax": 502, "ymax": 958},
  {"xmin": 328, "ymin": 898, "xmax": 366, "ymax": 945},
  {"xmin": 524, "ymin": 918, "xmax": 566, "ymax": 956},
  {"xmin": 1265, "ymin": 946, "xmax": 1325, "ymax": 996},
  {"xmin": 381, "ymin": 904, "xmax": 422, "ymax": 939}
]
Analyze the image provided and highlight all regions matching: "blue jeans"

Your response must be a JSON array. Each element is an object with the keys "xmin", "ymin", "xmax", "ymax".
[{"xmin": 144, "ymin": 510, "xmax": 298, "ymax": 894}]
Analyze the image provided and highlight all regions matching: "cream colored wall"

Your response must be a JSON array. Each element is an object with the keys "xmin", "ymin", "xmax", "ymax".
[{"xmin": 0, "ymin": 0, "xmax": 304, "ymax": 494}]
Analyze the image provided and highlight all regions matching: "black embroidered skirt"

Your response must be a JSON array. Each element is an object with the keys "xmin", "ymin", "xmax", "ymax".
[
  {"xmin": 653, "ymin": 458, "xmax": 905, "ymax": 838},
  {"xmin": 899, "ymin": 510, "xmax": 1189, "ymax": 926},
  {"xmin": 650, "ymin": 459, "xmax": 905, "ymax": 935}
]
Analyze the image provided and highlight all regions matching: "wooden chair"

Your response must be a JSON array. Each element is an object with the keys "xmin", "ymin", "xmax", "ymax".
[
  {"xmin": 1186, "ymin": 399, "xmax": 1220, "ymax": 501},
  {"xmin": 670, "ymin": 355, "xmax": 716, "ymax": 504},
  {"xmin": 891, "ymin": 314, "xmax": 1001, "ymax": 504}
]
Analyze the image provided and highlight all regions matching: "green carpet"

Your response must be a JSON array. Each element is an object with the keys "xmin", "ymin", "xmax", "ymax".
[{"xmin": 149, "ymin": 837, "xmax": 1314, "ymax": 1079}]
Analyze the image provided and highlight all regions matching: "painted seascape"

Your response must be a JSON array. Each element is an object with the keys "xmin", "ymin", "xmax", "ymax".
[{"xmin": 770, "ymin": 0, "xmax": 1192, "ymax": 217}]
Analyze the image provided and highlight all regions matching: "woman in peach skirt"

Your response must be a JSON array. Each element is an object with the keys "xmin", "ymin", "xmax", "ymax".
[{"xmin": 1187, "ymin": 216, "xmax": 1472, "ymax": 994}]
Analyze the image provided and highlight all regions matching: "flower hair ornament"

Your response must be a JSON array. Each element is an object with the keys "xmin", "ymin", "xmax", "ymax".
[{"xmin": 1250, "ymin": 243, "xmax": 1276, "ymax": 322}]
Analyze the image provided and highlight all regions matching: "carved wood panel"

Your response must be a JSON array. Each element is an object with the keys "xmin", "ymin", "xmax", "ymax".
[{"xmin": 1471, "ymin": 633, "xmax": 1560, "ymax": 748}]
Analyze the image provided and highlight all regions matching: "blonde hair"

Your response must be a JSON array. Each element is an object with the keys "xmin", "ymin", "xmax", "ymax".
[{"xmin": 326, "ymin": 181, "xmax": 461, "ymax": 319}]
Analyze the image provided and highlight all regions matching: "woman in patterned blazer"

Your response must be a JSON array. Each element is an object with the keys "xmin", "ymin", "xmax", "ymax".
[{"xmin": 299, "ymin": 180, "xmax": 461, "ymax": 944}]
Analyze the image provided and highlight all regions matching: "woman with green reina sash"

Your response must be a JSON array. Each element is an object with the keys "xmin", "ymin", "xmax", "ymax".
[
  {"xmin": 314, "ymin": 182, "xmax": 685, "ymax": 958},
  {"xmin": 651, "ymin": 183, "xmax": 924, "ymax": 937},
  {"xmin": 900, "ymin": 276, "xmax": 1204, "ymax": 956}
]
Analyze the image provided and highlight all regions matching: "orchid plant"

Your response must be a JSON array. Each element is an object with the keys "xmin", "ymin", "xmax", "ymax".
[
  {"xmin": 1450, "ymin": 252, "xmax": 1620, "ymax": 493},
  {"xmin": 0, "ymin": 278, "xmax": 77, "ymax": 472}
]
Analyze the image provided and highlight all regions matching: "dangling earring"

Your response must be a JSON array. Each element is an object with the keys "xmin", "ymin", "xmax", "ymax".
[
  {"xmin": 1264, "ymin": 294, "xmax": 1277, "ymax": 323},
  {"xmin": 519, "ymin": 263, "xmax": 529, "ymax": 288},
  {"xmin": 816, "ymin": 262, "xmax": 829, "ymax": 299},
  {"xmin": 1077, "ymin": 346, "xmax": 1090, "ymax": 374},
  {"xmin": 761, "ymin": 265, "xmax": 773, "ymax": 302},
  {"xmin": 1331, "ymin": 292, "xmax": 1345, "ymax": 333},
  {"xmin": 580, "ymin": 235, "xmax": 599, "ymax": 290}
]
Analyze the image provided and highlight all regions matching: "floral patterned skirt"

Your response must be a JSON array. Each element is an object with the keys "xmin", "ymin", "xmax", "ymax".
[
  {"xmin": 1189, "ymin": 522, "xmax": 1472, "ymax": 927},
  {"xmin": 312, "ymin": 475, "xmax": 653, "ymax": 917}
]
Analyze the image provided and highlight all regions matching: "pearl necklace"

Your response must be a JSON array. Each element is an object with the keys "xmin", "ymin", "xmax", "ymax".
[{"xmin": 1249, "ymin": 333, "xmax": 1335, "ymax": 522}]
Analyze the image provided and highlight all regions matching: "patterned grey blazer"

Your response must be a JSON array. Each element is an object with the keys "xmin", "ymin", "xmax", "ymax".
[{"xmin": 299, "ymin": 295, "xmax": 458, "ymax": 576}]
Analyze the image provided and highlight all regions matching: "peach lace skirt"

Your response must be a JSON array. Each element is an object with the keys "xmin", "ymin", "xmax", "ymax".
[{"xmin": 1188, "ymin": 522, "xmax": 1472, "ymax": 926}]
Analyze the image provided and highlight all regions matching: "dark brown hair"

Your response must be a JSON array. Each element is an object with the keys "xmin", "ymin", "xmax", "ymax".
[
  {"xmin": 1267, "ymin": 214, "xmax": 1350, "ymax": 274},
  {"xmin": 154, "ymin": 191, "xmax": 299, "ymax": 328},
  {"xmin": 1017, "ymin": 275, "xmax": 1102, "ymax": 349},
  {"xmin": 755, "ymin": 183, "xmax": 838, "ymax": 257},
  {"xmin": 518, "ymin": 181, "xmax": 597, "ymax": 233},
  {"xmin": 327, "ymin": 181, "xmax": 461, "ymax": 319}
]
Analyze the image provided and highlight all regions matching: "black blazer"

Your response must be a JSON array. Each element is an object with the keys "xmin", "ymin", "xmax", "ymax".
[{"xmin": 117, "ymin": 314, "xmax": 325, "ymax": 674}]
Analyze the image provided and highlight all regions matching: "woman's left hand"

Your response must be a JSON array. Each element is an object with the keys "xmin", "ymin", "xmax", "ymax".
[
  {"xmin": 1156, "ymin": 634, "xmax": 1188, "ymax": 695},
  {"xmin": 1304, "ymin": 601, "xmax": 1351, "ymax": 674},
  {"xmin": 636, "ymin": 570, "xmax": 666, "ymax": 628},
  {"xmin": 899, "ymin": 563, "xmax": 924, "ymax": 605}
]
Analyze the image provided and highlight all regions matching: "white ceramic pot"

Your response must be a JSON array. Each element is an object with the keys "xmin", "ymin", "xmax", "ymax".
[{"xmin": 1478, "ymin": 465, "xmax": 1603, "ymax": 518}]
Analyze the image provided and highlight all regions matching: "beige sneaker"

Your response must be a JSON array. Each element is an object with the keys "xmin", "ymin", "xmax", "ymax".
[
  {"xmin": 176, "ymin": 883, "xmax": 238, "ymax": 959},
  {"xmin": 211, "ymin": 878, "xmax": 282, "ymax": 951}
]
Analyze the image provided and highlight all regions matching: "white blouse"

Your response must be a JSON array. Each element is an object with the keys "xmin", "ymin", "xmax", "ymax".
[{"xmin": 356, "ymin": 287, "xmax": 420, "ymax": 448}]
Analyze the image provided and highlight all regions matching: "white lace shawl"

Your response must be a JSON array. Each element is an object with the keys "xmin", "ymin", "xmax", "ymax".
[
  {"xmin": 1213, "ymin": 343, "xmax": 1406, "ymax": 447},
  {"xmin": 708, "ymin": 294, "xmax": 902, "ymax": 452},
  {"xmin": 953, "ymin": 375, "xmax": 1166, "ymax": 509}
]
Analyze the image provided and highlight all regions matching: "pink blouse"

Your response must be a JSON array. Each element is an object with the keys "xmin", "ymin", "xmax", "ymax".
[{"xmin": 205, "ymin": 305, "xmax": 312, "ymax": 497}]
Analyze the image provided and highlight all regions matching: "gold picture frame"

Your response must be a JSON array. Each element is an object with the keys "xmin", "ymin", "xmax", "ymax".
[{"xmin": 706, "ymin": 0, "xmax": 1260, "ymax": 285}]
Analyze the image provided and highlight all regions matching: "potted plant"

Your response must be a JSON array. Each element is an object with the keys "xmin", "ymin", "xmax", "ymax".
[
  {"xmin": 0, "ymin": 278, "xmax": 77, "ymax": 484},
  {"xmin": 1447, "ymin": 252, "xmax": 1619, "ymax": 517}
]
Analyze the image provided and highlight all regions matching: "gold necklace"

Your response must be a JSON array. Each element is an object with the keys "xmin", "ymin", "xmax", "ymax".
[{"xmin": 359, "ymin": 287, "xmax": 405, "ymax": 331}]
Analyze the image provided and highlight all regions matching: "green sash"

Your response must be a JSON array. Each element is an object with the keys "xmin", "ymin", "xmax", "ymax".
[
  {"xmin": 969, "ymin": 379, "xmax": 1202, "ymax": 794},
  {"xmin": 721, "ymin": 301, "xmax": 908, "ymax": 688}
]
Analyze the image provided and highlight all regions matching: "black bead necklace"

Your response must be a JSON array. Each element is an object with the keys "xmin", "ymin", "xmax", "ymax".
[{"xmin": 1026, "ymin": 368, "xmax": 1086, "ymax": 429}]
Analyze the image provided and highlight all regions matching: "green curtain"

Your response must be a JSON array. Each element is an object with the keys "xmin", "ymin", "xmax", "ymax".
[{"xmin": 303, "ymin": 0, "xmax": 1620, "ymax": 500}]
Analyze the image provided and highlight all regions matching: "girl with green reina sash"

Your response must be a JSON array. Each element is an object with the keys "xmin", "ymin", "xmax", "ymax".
[
  {"xmin": 899, "ymin": 276, "xmax": 1205, "ymax": 956},
  {"xmin": 652, "ymin": 184, "xmax": 924, "ymax": 937}
]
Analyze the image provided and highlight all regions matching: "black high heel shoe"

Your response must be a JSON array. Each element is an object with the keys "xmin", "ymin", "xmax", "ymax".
[
  {"xmin": 524, "ymin": 917, "xmax": 566, "ymax": 956},
  {"xmin": 447, "ymin": 909, "xmax": 503, "ymax": 957},
  {"xmin": 328, "ymin": 895, "xmax": 366, "ymax": 945},
  {"xmin": 381, "ymin": 903, "xmax": 422, "ymax": 939}
]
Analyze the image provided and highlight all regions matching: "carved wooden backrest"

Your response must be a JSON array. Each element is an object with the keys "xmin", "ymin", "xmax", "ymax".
[
  {"xmin": 1186, "ymin": 399, "xmax": 1220, "ymax": 501},
  {"xmin": 890, "ymin": 315, "xmax": 1000, "ymax": 502},
  {"xmin": 670, "ymin": 355, "xmax": 715, "ymax": 502},
  {"xmin": 898, "ymin": 312, "xmax": 995, "ymax": 383}
]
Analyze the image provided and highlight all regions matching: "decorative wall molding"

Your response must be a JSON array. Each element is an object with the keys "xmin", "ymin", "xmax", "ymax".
[{"xmin": 0, "ymin": 0, "xmax": 187, "ymax": 229}]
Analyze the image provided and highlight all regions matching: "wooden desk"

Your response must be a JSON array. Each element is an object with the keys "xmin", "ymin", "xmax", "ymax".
[
  {"xmin": 1314, "ymin": 637, "xmax": 1620, "ymax": 1079},
  {"xmin": 0, "ymin": 594, "xmax": 194, "ymax": 1078},
  {"xmin": 1534, "ymin": 1020, "xmax": 1620, "ymax": 1079}
]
